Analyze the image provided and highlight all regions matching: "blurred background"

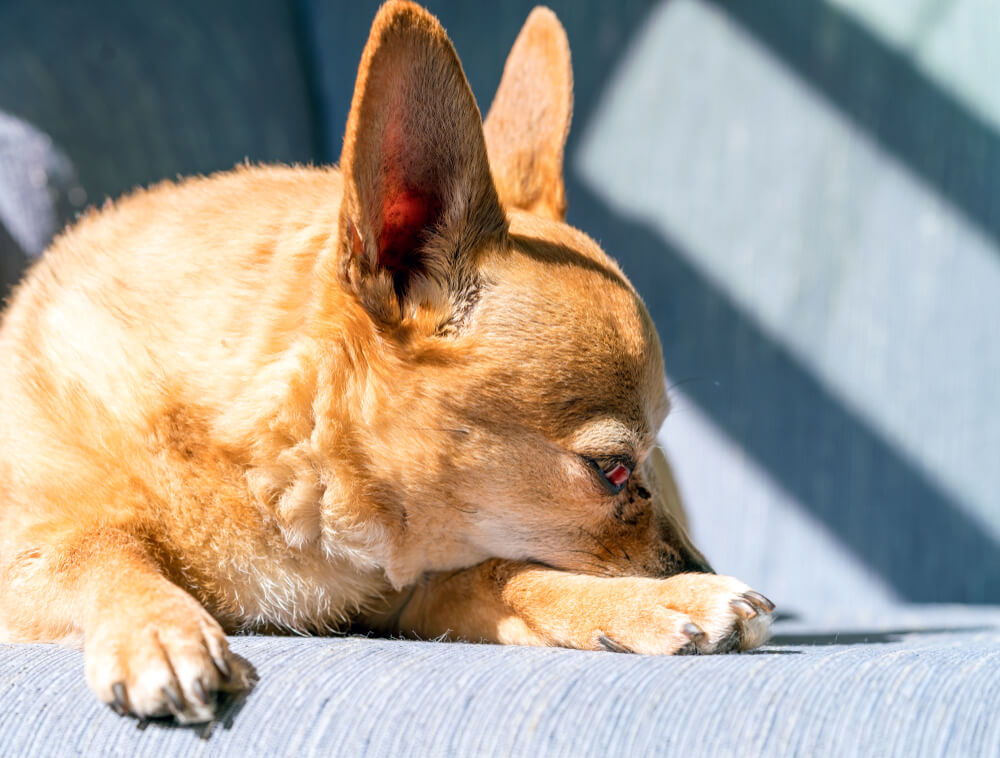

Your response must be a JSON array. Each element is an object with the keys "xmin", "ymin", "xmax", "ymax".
[{"xmin": 0, "ymin": 0, "xmax": 997, "ymax": 615}]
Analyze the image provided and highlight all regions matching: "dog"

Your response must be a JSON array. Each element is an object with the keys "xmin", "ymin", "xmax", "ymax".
[{"xmin": 0, "ymin": 2, "xmax": 774, "ymax": 723}]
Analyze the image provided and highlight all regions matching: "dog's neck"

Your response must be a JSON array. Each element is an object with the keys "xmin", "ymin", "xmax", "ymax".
[{"xmin": 225, "ymin": 288, "xmax": 486, "ymax": 590}]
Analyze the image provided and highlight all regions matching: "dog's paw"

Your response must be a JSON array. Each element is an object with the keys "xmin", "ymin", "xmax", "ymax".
[
  {"xmin": 583, "ymin": 573, "xmax": 774, "ymax": 655},
  {"xmin": 589, "ymin": 604, "xmax": 711, "ymax": 655},
  {"xmin": 84, "ymin": 590, "xmax": 251, "ymax": 723},
  {"xmin": 659, "ymin": 573, "xmax": 775, "ymax": 654}
]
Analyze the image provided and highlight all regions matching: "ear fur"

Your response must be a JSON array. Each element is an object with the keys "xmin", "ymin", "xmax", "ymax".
[
  {"xmin": 484, "ymin": 6, "xmax": 573, "ymax": 221},
  {"xmin": 338, "ymin": 1, "xmax": 507, "ymax": 327}
]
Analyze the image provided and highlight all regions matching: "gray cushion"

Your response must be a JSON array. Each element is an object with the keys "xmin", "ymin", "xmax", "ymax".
[
  {"xmin": 0, "ymin": 113, "xmax": 79, "ymax": 294},
  {"xmin": 0, "ymin": 0, "xmax": 318, "ymax": 204},
  {"xmin": 2, "ymin": 607, "xmax": 999, "ymax": 757}
]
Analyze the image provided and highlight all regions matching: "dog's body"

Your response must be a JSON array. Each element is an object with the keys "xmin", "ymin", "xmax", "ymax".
[{"xmin": 0, "ymin": 2, "xmax": 773, "ymax": 723}]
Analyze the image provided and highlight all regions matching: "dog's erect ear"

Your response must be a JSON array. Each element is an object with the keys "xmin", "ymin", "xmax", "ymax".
[
  {"xmin": 338, "ymin": 1, "xmax": 507, "ymax": 326},
  {"xmin": 484, "ymin": 7, "xmax": 573, "ymax": 221}
]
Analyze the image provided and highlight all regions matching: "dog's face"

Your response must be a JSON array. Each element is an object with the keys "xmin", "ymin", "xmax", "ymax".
[
  {"xmin": 332, "ymin": 3, "xmax": 708, "ymax": 586},
  {"xmin": 441, "ymin": 216, "xmax": 710, "ymax": 578}
]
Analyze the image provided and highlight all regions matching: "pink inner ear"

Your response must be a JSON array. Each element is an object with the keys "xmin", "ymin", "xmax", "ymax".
[
  {"xmin": 378, "ymin": 184, "xmax": 440, "ymax": 275},
  {"xmin": 376, "ymin": 115, "xmax": 441, "ymax": 277}
]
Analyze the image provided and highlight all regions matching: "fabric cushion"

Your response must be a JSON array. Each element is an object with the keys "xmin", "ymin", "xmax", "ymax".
[
  {"xmin": 2, "ymin": 606, "xmax": 998, "ymax": 757},
  {"xmin": 0, "ymin": 112, "xmax": 79, "ymax": 294},
  {"xmin": 0, "ymin": 0, "xmax": 318, "ymax": 205}
]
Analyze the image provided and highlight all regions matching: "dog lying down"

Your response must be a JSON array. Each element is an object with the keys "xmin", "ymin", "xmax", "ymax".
[{"xmin": 0, "ymin": 1, "xmax": 773, "ymax": 723}]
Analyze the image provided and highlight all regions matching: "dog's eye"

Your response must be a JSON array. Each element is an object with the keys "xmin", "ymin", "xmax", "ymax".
[{"xmin": 585, "ymin": 458, "xmax": 633, "ymax": 494}]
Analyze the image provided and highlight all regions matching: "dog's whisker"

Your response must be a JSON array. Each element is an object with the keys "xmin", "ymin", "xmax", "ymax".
[
  {"xmin": 577, "ymin": 526, "xmax": 626, "ymax": 563},
  {"xmin": 554, "ymin": 551, "xmax": 620, "ymax": 577},
  {"xmin": 562, "ymin": 549, "xmax": 606, "ymax": 561}
]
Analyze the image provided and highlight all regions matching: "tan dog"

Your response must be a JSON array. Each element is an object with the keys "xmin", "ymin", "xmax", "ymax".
[{"xmin": 0, "ymin": 2, "xmax": 773, "ymax": 723}]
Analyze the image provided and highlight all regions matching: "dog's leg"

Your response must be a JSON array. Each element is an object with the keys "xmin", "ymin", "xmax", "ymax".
[
  {"xmin": 0, "ymin": 523, "xmax": 244, "ymax": 722},
  {"xmin": 375, "ymin": 559, "xmax": 774, "ymax": 654}
]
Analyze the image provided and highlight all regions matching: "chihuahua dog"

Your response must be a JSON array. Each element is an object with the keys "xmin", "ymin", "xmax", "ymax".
[{"xmin": 0, "ymin": 2, "xmax": 773, "ymax": 723}]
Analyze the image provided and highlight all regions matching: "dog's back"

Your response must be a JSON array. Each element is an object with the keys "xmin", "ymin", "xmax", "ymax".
[{"xmin": 0, "ymin": 165, "xmax": 394, "ymax": 640}]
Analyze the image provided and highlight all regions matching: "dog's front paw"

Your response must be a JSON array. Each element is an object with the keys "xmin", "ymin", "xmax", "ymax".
[
  {"xmin": 573, "ymin": 573, "xmax": 774, "ymax": 655},
  {"xmin": 654, "ymin": 573, "xmax": 775, "ymax": 654},
  {"xmin": 85, "ymin": 590, "xmax": 251, "ymax": 723}
]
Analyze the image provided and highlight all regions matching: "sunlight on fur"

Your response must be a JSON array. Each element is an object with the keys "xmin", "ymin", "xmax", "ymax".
[{"xmin": 0, "ymin": 1, "xmax": 773, "ymax": 724}]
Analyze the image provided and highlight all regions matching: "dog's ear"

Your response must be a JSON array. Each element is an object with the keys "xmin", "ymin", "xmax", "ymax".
[
  {"xmin": 338, "ymin": 1, "xmax": 507, "ymax": 326},
  {"xmin": 484, "ymin": 7, "xmax": 573, "ymax": 221}
]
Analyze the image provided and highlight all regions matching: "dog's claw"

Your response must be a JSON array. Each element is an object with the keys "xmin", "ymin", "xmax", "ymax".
[
  {"xmin": 677, "ymin": 623, "xmax": 704, "ymax": 655},
  {"xmin": 163, "ymin": 684, "xmax": 185, "ymax": 717},
  {"xmin": 744, "ymin": 591, "xmax": 775, "ymax": 613},
  {"xmin": 730, "ymin": 597, "xmax": 758, "ymax": 620},
  {"xmin": 682, "ymin": 622, "xmax": 706, "ymax": 645},
  {"xmin": 192, "ymin": 678, "xmax": 211, "ymax": 707},
  {"xmin": 597, "ymin": 634, "xmax": 633, "ymax": 654},
  {"xmin": 212, "ymin": 653, "xmax": 232, "ymax": 682},
  {"xmin": 111, "ymin": 682, "xmax": 128, "ymax": 716}
]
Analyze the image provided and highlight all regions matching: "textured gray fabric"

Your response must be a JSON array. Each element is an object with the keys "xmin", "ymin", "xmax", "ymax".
[
  {"xmin": 0, "ymin": 113, "xmax": 79, "ymax": 294},
  {"xmin": 1, "ymin": 607, "xmax": 998, "ymax": 757},
  {"xmin": 0, "ymin": 0, "xmax": 318, "ymax": 204},
  {"xmin": 0, "ymin": 113, "xmax": 79, "ymax": 259}
]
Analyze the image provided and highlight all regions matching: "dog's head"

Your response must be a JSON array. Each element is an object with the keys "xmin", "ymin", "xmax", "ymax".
[{"xmin": 333, "ymin": 2, "xmax": 709, "ymax": 587}]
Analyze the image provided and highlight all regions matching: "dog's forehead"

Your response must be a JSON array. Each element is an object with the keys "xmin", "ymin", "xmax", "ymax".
[
  {"xmin": 494, "ymin": 212, "xmax": 659, "ymax": 355},
  {"xmin": 475, "ymin": 215, "xmax": 669, "ymax": 443}
]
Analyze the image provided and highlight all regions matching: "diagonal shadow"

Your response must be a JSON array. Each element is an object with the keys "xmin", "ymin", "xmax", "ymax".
[
  {"xmin": 299, "ymin": 1, "xmax": 665, "ymax": 168},
  {"xmin": 460, "ymin": 0, "xmax": 1000, "ymax": 602},
  {"xmin": 706, "ymin": 0, "xmax": 1000, "ymax": 254},
  {"xmin": 301, "ymin": 0, "xmax": 1000, "ymax": 602},
  {"xmin": 770, "ymin": 625, "xmax": 994, "ymax": 647},
  {"xmin": 568, "ymin": 180, "xmax": 1000, "ymax": 603}
]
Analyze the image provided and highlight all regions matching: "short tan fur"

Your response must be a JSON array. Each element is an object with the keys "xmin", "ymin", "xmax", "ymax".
[{"xmin": 0, "ymin": 2, "xmax": 772, "ymax": 722}]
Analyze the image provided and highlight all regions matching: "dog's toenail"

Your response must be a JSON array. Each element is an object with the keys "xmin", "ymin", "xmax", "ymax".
[
  {"xmin": 744, "ymin": 591, "xmax": 775, "ymax": 613},
  {"xmin": 163, "ymin": 684, "xmax": 185, "ymax": 716},
  {"xmin": 111, "ymin": 682, "xmax": 128, "ymax": 715},
  {"xmin": 193, "ymin": 678, "xmax": 211, "ymax": 706},
  {"xmin": 730, "ymin": 598, "xmax": 757, "ymax": 620},
  {"xmin": 597, "ymin": 634, "xmax": 633, "ymax": 654},
  {"xmin": 682, "ymin": 622, "xmax": 705, "ymax": 642},
  {"xmin": 212, "ymin": 653, "xmax": 232, "ymax": 682}
]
